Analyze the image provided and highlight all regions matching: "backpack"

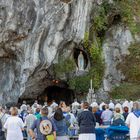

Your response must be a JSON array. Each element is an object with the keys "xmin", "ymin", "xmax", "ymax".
[
  {"xmin": 39, "ymin": 118, "xmax": 52, "ymax": 135},
  {"xmin": 112, "ymin": 118, "xmax": 125, "ymax": 126},
  {"xmin": 39, "ymin": 117, "xmax": 54, "ymax": 140},
  {"xmin": 65, "ymin": 114, "xmax": 71, "ymax": 127}
]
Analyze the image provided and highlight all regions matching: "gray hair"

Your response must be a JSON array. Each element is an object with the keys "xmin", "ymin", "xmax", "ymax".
[
  {"xmin": 41, "ymin": 106, "xmax": 48, "ymax": 116},
  {"xmin": 133, "ymin": 102, "xmax": 140, "ymax": 111}
]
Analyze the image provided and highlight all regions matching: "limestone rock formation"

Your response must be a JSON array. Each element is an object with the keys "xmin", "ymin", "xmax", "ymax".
[
  {"xmin": 0, "ymin": 0, "xmax": 93, "ymax": 104},
  {"xmin": 96, "ymin": 26, "xmax": 134, "ymax": 101},
  {"xmin": 103, "ymin": 26, "xmax": 134, "ymax": 92},
  {"xmin": 0, "ymin": 0, "xmax": 140, "ymax": 104}
]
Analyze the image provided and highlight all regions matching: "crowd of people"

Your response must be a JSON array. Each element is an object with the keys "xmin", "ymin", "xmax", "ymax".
[{"xmin": 0, "ymin": 99, "xmax": 140, "ymax": 140}]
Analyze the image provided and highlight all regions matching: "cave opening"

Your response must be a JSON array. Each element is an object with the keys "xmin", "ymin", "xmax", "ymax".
[
  {"xmin": 112, "ymin": 14, "xmax": 121, "ymax": 25},
  {"xmin": 38, "ymin": 85, "xmax": 75, "ymax": 106},
  {"xmin": 18, "ymin": 79, "xmax": 75, "ymax": 106}
]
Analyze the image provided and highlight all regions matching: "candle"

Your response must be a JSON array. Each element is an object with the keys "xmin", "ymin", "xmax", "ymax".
[{"xmin": 90, "ymin": 79, "xmax": 92, "ymax": 89}]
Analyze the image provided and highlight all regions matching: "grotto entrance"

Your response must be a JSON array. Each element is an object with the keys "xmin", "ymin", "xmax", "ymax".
[{"xmin": 38, "ymin": 86, "xmax": 75, "ymax": 106}]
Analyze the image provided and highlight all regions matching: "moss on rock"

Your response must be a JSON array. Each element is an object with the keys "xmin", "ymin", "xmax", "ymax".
[{"xmin": 110, "ymin": 43, "xmax": 140, "ymax": 100}]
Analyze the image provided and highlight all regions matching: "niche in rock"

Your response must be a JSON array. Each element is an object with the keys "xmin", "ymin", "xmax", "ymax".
[
  {"xmin": 108, "ymin": 14, "xmax": 122, "ymax": 26},
  {"xmin": 73, "ymin": 48, "xmax": 88, "ymax": 71}
]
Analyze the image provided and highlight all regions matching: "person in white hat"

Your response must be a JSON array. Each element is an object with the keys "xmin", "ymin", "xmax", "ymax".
[
  {"xmin": 91, "ymin": 102, "xmax": 98, "ymax": 108},
  {"xmin": 122, "ymin": 100, "xmax": 131, "ymax": 113},
  {"xmin": 115, "ymin": 103, "xmax": 123, "ymax": 114},
  {"xmin": 72, "ymin": 99, "xmax": 80, "ymax": 116},
  {"xmin": 99, "ymin": 102, "xmax": 106, "ymax": 111},
  {"xmin": 109, "ymin": 100, "xmax": 115, "ymax": 111}
]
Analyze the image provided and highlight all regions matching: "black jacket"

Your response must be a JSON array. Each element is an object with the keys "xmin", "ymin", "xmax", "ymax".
[
  {"xmin": 0, "ymin": 120, "xmax": 5, "ymax": 140},
  {"xmin": 78, "ymin": 110, "xmax": 96, "ymax": 134}
]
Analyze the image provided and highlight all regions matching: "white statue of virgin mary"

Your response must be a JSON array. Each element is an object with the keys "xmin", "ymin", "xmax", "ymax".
[{"xmin": 78, "ymin": 51, "xmax": 84, "ymax": 71}]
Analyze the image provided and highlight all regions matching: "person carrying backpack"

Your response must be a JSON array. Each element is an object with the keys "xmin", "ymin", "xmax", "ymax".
[
  {"xmin": 111, "ymin": 107, "xmax": 125, "ymax": 126},
  {"xmin": 29, "ymin": 107, "xmax": 56, "ymax": 140}
]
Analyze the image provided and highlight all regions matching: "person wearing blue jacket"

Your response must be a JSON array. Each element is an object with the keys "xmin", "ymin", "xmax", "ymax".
[{"xmin": 52, "ymin": 108, "xmax": 69, "ymax": 140}]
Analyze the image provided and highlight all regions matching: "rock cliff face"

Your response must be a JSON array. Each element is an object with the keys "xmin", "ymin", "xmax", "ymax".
[
  {"xmin": 102, "ymin": 26, "xmax": 134, "ymax": 92},
  {"xmin": 94, "ymin": 26, "xmax": 133, "ymax": 101},
  {"xmin": 0, "ymin": 0, "xmax": 139, "ymax": 104},
  {"xmin": 0, "ymin": 0, "xmax": 93, "ymax": 104}
]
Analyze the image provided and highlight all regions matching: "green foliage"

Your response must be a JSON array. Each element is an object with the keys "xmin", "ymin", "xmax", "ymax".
[
  {"xmin": 54, "ymin": 58, "xmax": 75, "ymax": 78},
  {"xmin": 134, "ymin": 23, "xmax": 140, "ymax": 34},
  {"xmin": 88, "ymin": 42, "xmax": 105, "ymax": 89},
  {"xmin": 69, "ymin": 36, "xmax": 104, "ymax": 92},
  {"xmin": 94, "ymin": 12, "xmax": 108, "ymax": 32},
  {"xmin": 68, "ymin": 75, "xmax": 90, "ymax": 93},
  {"xmin": 84, "ymin": 32, "xmax": 89, "ymax": 48},
  {"xmin": 109, "ymin": 83, "xmax": 140, "ymax": 100},
  {"xmin": 118, "ymin": 1, "xmax": 135, "ymax": 33},
  {"xmin": 69, "ymin": 0, "xmax": 140, "ymax": 93},
  {"xmin": 68, "ymin": 64, "xmax": 104, "ymax": 92},
  {"xmin": 80, "ymin": 12, "xmax": 105, "ymax": 92},
  {"xmin": 89, "ymin": 40, "xmax": 101, "ymax": 60},
  {"xmin": 116, "ymin": 0, "xmax": 140, "ymax": 33},
  {"xmin": 112, "ymin": 43, "xmax": 140, "ymax": 100},
  {"xmin": 89, "ymin": 66, "xmax": 104, "ymax": 89},
  {"xmin": 117, "ymin": 43, "xmax": 140, "ymax": 83},
  {"xmin": 91, "ymin": 0, "xmax": 140, "ymax": 34}
]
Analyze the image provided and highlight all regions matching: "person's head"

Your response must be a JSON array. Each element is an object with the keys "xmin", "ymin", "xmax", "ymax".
[
  {"xmin": 21, "ymin": 104, "xmax": 27, "ymax": 111},
  {"xmin": 36, "ymin": 108, "xmax": 40, "ymax": 113},
  {"xmin": 27, "ymin": 105, "xmax": 30, "ymax": 110},
  {"xmin": 54, "ymin": 108, "xmax": 64, "ymax": 121},
  {"xmin": 52, "ymin": 100, "xmax": 56, "ymax": 103},
  {"xmin": 115, "ymin": 107, "xmax": 120, "ymax": 113},
  {"xmin": 44, "ymin": 102, "xmax": 47, "ymax": 105},
  {"xmin": 92, "ymin": 106, "xmax": 98, "ymax": 113},
  {"xmin": 28, "ymin": 109, "xmax": 34, "ymax": 114},
  {"xmin": 33, "ymin": 103, "xmax": 38, "ymax": 108},
  {"xmin": 10, "ymin": 107, "xmax": 18, "ymax": 116},
  {"xmin": 41, "ymin": 107, "xmax": 48, "ymax": 116},
  {"xmin": 123, "ymin": 106, "xmax": 129, "ymax": 113},
  {"xmin": 35, "ymin": 100, "xmax": 38, "ymax": 104},
  {"xmin": 74, "ymin": 99, "xmax": 77, "ymax": 102},
  {"xmin": 23, "ymin": 100, "xmax": 26, "ymax": 104},
  {"xmin": 105, "ymin": 104, "xmax": 109, "ymax": 110},
  {"xmin": 102, "ymin": 105, "xmax": 106, "ymax": 111},
  {"xmin": 133, "ymin": 102, "xmax": 140, "ymax": 111},
  {"xmin": 83, "ymin": 102, "xmax": 89, "ymax": 109},
  {"xmin": 59, "ymin": 101, "xmax": 66, "ymax": 108}
]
